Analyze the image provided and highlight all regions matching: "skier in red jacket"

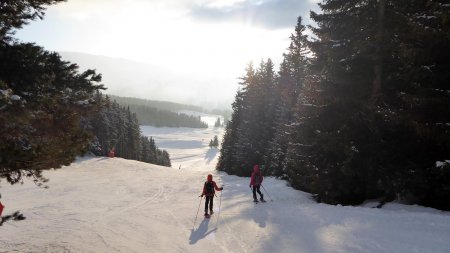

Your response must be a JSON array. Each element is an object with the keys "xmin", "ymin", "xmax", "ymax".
[
  {"xmin": 0, "ymin": 194, "xmax": 4, "ymax": 217},
  {"xmin": 200, "ymin": 174, "xmax": 223, "ymax": 217},
  {"xmin": 108, "ymin": 148, "xmax": 115, "ymax": 158},
  {"xmin": 249, "ymin": 164, "xmax": 264, "ymax": 202}
]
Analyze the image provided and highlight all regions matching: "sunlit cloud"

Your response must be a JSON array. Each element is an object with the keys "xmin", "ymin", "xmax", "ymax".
[
  {"xmin": 16, "ymin": 0, "xmax": 320, "ymax": 108},
  {"xmin": 190, "ymin": 0, "xmax": 319, "ymax": 29}
]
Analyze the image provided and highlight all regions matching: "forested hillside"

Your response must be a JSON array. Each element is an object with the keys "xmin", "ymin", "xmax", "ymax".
[
  {"xmin": 0, "ymin": 1, "xmax": 171, "ymax": 188},
  {"xmin": 0, "ymin": 0, "xmax": 103, "ymax": 186},
  {"xmin": 218, "ymin": 0, "xmax": 450, "ymax": 210},
  {"xmin": 110, "ymin": 95, "xmax": 204, "ymax": 112},
  {"xmin": 110, "ymin": 95, "xmax": 208, "ymax": 128},
  {"xmin": 88, "ymin": 93, "xmax": 171, "ymax": 166}
]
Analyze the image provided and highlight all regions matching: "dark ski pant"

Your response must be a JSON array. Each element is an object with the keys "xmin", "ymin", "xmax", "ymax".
[
  {"xmin": 252, "ymin": 185, "xmax": 263, "ymax": 200},
  {"xmin": 205, "ymin": 196, "xmax": 214, "ymax": 213}
]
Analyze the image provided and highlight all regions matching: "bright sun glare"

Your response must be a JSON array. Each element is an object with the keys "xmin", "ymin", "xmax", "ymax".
[
  {"xmin": 45, "ymin": 0, "xmax": 288, "ymax": 68},
  {"xmin": 16, "ymin": 0, "xmax": 295, "ymax": 107}
]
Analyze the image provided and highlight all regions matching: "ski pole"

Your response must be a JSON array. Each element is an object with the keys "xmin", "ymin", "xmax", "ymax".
[
  {"xmin": 261, "ymin": 185, "xmax": 273, "ymax": 202},
  {"xmin": 192, "ymin": 196, "xmax": 203, "ymax": 230},
  {"xmin": 215, "ymin": 190, "xmax": 223, "ymax": 229}
]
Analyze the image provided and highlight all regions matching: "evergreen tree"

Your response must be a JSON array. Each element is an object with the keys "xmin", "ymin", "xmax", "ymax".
[
  {"xmin": 298, "ymin": 0, "xmax": 450, "ymax": 207},
  {"xmin": 87, "ymin": 94, "xmax": 171, "ymax": 167},
  {"xmin": 374, "ymin": 0, "xmax": 450, "ymax": 209},
  {"xmin": 125, "ymin": 107, "xmax": 141, "ymax": 160},
  {"xmin": 218, "ymin": 1, "xmax": 450, "ymax": 210},
  {"xmin": 0, "ymin": 0, "xmax": 65, "ymax": 42},
  {"xmin": 217, "ymin": 59, "xmax": 277, "ymax": 176},
  {"xmin": 214, "ymin": 117, "xmax": 222, "ymax": 127},
  {"xmin": 217, "ymin": 64, "xmax": 251, "ymax": 175},
  {"xmin": 266, "ymin": 17, "xmax": 311, "ymax": 178},
  {"xmin": 212, "ymin": 135, "xmax": 219, "ymax": 148},
  {"xmin": 0, "ymin": 43, "xmax": 104, "ymax": 185},
  {"xmin": 289, "ymin": 0, "xmax": 408, "ymax": 204}
]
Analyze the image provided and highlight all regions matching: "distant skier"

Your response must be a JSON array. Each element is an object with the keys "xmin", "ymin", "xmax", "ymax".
[
  {"xmin": 0, "ymin": 194, "xmax": 4, "ymax": 217},
  {"xmin": 200, "ymin": 174, "xmax": 223, "ymax": 217},
  {"xmin": 108, "ymin": 148, "xmax": 115, "ymax": 158},
  {"xmin": 250, "ymin": 165, "xmax": 264, "ymax": 202}
]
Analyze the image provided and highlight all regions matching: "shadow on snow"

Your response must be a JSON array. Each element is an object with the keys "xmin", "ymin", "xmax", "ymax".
[
  {"xmin": 189, "ymin": 218, "xmax": 217, "ymax": 244},
  {"xmin": 205, "ymin": 148, "xmax": 219, "ymax": 164}
]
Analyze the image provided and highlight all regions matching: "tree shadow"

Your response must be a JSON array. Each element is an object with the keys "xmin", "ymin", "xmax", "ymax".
[
  {"xmin": 204, "ymin": 148, "xmax": 219, "ymax": 164},
  {"xmin": 189, "ymin": 218, "xmax": 217, "ymax": 244}
]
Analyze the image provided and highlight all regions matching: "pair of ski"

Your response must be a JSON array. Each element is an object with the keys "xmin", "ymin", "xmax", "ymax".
[{"xmin": 254, "ymin": 199, "xmax": 266, "ymax": 204}]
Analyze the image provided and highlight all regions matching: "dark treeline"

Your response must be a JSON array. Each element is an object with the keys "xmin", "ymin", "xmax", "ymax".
[
  {"xmin": 110, "ymin": 95, "xmax": 208, "ymax": 128},
  {"xmin": 88, "ymin": 93, "xmax": 171, "ymax": 167},
  {"xmin": 125, "ymin": 104, "xmax": 208, "ymax": 128},
  {"xmin": 218, "ymin": 0, "xmax": 450, "ymax": 210},
  {"xmin": 0, "ymin": 1, "xmax": 170, "ymax": 187},
  {"xmin": 110, "ymin": 95, "xmax": 204, "ymax": 112},
  {"xmin": 111, "ymin": 95, "xmax": 232, "ymax": 126}
]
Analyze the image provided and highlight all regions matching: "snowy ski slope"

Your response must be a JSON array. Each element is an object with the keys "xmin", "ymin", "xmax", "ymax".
[{"xmin": 1, "ymin": 115, "xmax": 449, "ymax": 252}]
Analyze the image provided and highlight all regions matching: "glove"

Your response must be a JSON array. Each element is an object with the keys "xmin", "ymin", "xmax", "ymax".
[
  {"xmin": 200, "ymin": 194, "xmax": 204, "ymax": 197},
  {"xmin": 220, "ymin": 187, "xmax": 224, "ymax": 190}
]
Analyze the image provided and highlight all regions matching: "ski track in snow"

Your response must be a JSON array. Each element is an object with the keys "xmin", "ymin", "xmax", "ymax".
[{"xmin": 1, "ymin": 117, "xmax": 450, "ymax": 252}]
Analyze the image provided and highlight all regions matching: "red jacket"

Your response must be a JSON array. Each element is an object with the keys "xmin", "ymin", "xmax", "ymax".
[
  {"xmin": 201, "ymin": 174, "xmax": 222, "ymax": 197},
  {"xmin": 250, "ymin": 165, "xmax": 263, "ymax": 186},
  {"xmin": 0, "ymin": 201, "xmax": 4, "ymax": 217},
  {"xmin": 108, "ymin": 149, "xmax": 115, "ymax": 158}
]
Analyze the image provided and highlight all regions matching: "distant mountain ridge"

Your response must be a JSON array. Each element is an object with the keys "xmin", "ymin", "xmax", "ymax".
[
  {"xmin": 108, "ymin": 95, "xmax": 204, "ymax": 113},
  {"xmin": 59, "ymin": 52, "xmax": 182, "ymax": 101},
  {"xmin": 58, "ymin": 52, "xmax": 233, "ymax": 109}
]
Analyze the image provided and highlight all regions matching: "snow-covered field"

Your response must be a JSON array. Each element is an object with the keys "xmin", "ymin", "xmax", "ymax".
[{"xmin": 1, "ymin": 116, "xmax": 450, "ymax": 253}]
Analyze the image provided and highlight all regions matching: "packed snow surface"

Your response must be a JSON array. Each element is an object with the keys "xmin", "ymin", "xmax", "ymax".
[{"xmin": 1, "ymin": 116, "xmax": 450, "ymax": 253}]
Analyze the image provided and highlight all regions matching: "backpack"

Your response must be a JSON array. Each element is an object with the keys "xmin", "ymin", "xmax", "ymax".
[
  {"xmin": 254, "ymin": 172, "xmax": 262, "ymax": 185},
  {"xmin": 205, "ymin": 181, "xmax": 215, "ymax": 195}
]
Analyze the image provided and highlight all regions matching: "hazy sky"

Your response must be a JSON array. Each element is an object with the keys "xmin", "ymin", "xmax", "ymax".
[{"xmin": 16, "ymin": 0, "xmax": 320, "ymax": 109}]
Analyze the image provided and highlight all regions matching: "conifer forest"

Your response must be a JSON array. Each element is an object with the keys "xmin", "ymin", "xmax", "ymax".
[
  {"xmin": 0, "ymin": 0, "xmax": 170, "ymax": 187},
  {"xmin": 217, "ymin": 0, "xmax": 450, "ymax": 210}
]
